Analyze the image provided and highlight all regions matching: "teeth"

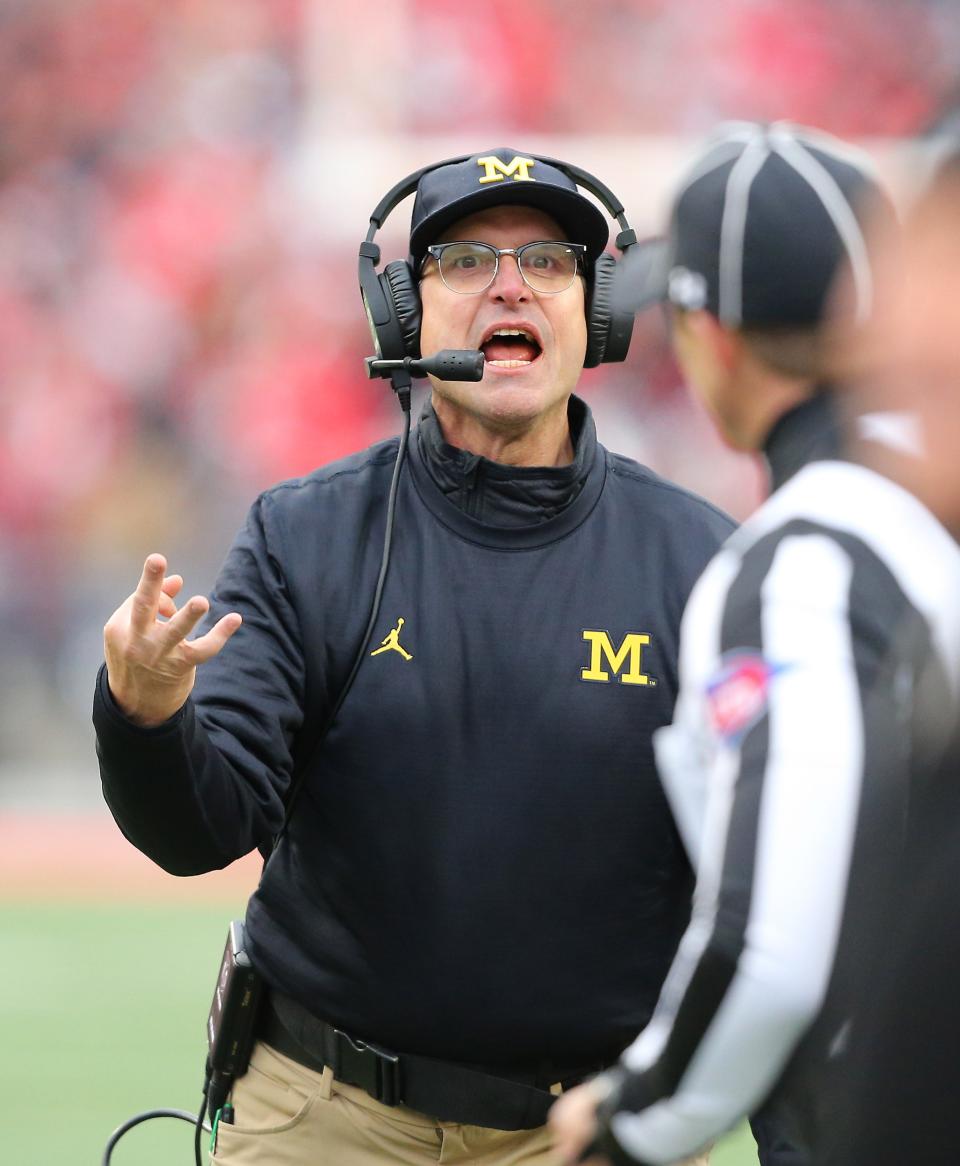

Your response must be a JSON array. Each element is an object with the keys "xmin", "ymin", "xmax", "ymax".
[
  {"xmin": 487, "ymin": 359, "xmax": 533, "ymax": 368},
  {"xmin": 489, "ymin": 328, "xmax": 536, "ymax": 342}
]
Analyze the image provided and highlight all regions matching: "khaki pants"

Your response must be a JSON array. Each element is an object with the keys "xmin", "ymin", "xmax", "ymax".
[{"xmin": 211, "ymin": 1039, "xmax": 711, "ymax": 1165}]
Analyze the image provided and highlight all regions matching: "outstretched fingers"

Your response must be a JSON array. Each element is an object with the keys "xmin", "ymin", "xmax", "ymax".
[
  {"xmin": 157, "ymin": 576, "xmax": 184, "ymax": 619},
  {"xmin": 181, "ymin": 612, "xmax": 243, "ymax": 665},
  {"xmin": 129, "ymin": 554, "xmax": 168, "ymax": 634},
  {"xmin": 144, "ymin": 573, "xmax": 242, "ymax": 663},
  {"xmin": 161, "ymin": 573, "xmax": 184, "ymax": 598},
  {"xmin": 105, "ymin": 556, "xmax": 242, "ymax": 726},
  {"xmin": 157, "ymin": 595, "xmax": 213, "ymax": 650}
]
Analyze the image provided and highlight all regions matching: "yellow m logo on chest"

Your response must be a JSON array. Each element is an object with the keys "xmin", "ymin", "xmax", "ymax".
[
  {"xmin": 476, "ymin": 155, "xmax": 537, "ymax": 184},
  {"xmin": 581, "ymin": 630, "xmax": 653, "ymax": 686}
]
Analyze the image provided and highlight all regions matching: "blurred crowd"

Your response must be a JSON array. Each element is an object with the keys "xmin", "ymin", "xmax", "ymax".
[{"xmin": 1, "ymin": 0, "xmax": 956, "ymax": 786}]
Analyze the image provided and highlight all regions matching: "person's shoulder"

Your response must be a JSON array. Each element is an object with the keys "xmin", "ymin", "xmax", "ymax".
[
  {"xmin": 603, "ymin": 448, "xmax": 736, "ymax": 536},
  {"xmin": 259, "ymin": 436, "xmax": 402, "ymax": 511}
]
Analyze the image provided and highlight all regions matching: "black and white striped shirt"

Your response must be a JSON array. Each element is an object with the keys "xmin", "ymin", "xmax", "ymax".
[{"xmin": 601, "ymin": 394, "xmax": 960, "ymax": 1164}]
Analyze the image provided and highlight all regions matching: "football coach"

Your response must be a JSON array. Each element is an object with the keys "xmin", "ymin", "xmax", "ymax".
[{"xmin": 95, "ymin": 147, "xmax": 736, "ymax": 1165}]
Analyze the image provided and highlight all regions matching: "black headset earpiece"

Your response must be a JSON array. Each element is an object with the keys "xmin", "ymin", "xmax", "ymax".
[
  {"xmin": 359, "ymin": 153, "xmax": 639, "ymax": 369},
  {"xmin": 585, "ymin": 253, "xmax": 614, "ymax": 368},
  {"xmin": 584, "ymin": 251, "xmax": 639, "ymax": 368},
  {"xmin": 381, "ymin": 260, "xmax": 422, "ymax": 359}
]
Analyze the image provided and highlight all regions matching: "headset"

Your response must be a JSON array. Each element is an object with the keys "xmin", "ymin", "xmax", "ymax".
[{"xmin": 358, "ymin": 152, "xmax": 640, "ymax": 373}]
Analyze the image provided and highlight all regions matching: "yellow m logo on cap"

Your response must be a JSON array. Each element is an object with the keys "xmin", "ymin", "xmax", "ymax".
[{"xmin": 477, "ymin": 155, "xmax": 537, "ymax": 185}]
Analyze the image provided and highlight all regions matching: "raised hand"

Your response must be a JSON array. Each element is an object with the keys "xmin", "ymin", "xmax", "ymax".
[{"xmin": 103, "ymin": 553, "xmax": 242, "ymax": 727}]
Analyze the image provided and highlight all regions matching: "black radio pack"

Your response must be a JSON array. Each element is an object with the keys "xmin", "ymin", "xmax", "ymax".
[{"xmin": 206, "ymin": 920, "xmax": 264, "ymax": 1114}]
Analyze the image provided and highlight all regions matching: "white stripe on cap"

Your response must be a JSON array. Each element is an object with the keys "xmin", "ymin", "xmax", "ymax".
[
  {"xmin": 768, "ymin": 126, "xmax": 873, "ymax": 324},
  {"xmin": 671, "ymin": 122, "xmax": 760, "ymax": 204},
  {"xmin": 718, "ymin": 128, "xmax": 770, "ymax": 325},
  {"xmin": 663, "ymin": 129, "xmax": 758, "ymax": 312},
  {"xmin": 778, "ymin": 121, "xmax": 880, "ymax": 182}
]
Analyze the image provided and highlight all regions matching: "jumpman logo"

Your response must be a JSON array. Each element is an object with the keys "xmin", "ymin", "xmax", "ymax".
[{"xmin": 370, "ymin": 617, "xmax": 413, "ymax": 661}]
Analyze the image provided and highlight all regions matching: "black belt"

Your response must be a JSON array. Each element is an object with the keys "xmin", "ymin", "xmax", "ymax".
[{"xmin": 257, "ymin": 991, "xmax": 608, "ymax": 1130}]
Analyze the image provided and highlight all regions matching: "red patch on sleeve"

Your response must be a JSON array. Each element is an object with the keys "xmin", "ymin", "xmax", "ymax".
[{"xmin": 705, "ymin": 652, "xmax": 778, "ymax": 743}]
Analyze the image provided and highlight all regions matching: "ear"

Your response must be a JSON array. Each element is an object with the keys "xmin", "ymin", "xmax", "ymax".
[{"xmin": 682, "ymin": 310, "xmax": 742, "ymax": 372}]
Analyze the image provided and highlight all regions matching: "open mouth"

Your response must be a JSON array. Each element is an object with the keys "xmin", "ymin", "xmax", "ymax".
[{"xmin": 480, "ymin": 327, "xmax": 543, "ymax": 369}]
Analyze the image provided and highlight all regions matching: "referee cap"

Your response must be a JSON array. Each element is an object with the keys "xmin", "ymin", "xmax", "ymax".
[
  {"xmin": 619, "ymin": 122, "xmax": 892, "ymax": 328},
  {"xmin": 408, "ymin": 148, "xmax": 609, "ymax": 269}
]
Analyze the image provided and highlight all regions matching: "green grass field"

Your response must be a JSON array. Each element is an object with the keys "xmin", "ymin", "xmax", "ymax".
[{"xmin": 3, "ymin": 902, "xmax": 758, "ymax": 1165}]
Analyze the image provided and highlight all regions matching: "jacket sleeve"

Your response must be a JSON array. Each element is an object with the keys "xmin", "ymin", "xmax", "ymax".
[
  {"xmin": 94, "ymin": 491, "xmax": 307, "ymax": 875},
  {"xmin": 596, "ymin": 532, "xmax": 897, "ymax": 1164}
]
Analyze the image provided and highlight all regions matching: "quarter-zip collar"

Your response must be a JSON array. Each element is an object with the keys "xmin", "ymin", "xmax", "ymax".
[{"xmin": 417, "ymin": 396, "xmax": 595, "ymax": 527}]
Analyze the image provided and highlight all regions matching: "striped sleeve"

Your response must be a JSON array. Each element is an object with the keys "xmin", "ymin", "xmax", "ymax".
[{"xmin": 606, "ymin": 531, "xmax": 872, "ymax": 1164}]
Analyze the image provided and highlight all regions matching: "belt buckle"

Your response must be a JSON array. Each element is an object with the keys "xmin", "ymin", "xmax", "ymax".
[{"xmin": 332, "ymin": 1028, "xmax": 401, "ymax": 1107}]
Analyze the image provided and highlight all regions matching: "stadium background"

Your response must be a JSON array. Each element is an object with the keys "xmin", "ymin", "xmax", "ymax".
[{"xmin": 1, "ymin": 1, "xmax": 955, "ymax": 1161}]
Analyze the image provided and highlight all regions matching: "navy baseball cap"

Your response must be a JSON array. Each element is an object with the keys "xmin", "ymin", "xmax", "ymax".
[
  {"xmin": 408, "ymin": 148, "xmax": 609, "ymax": 269},
  {"xmin": 617, "ymin": 122, "xmax": 893, "ymax": 328}
]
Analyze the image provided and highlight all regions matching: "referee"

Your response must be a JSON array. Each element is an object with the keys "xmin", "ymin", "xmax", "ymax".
[
  {"xmin": 826, "ymin": 146, "xmax": 960, "ymax": 1166},
  {"xmin": 551, "ymin": 122, "xmax": 960, "ymax": 1166}
]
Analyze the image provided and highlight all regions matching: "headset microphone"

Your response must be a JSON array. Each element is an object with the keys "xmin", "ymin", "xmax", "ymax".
[{"xmin": 366, "ymin": 349, "xmax": 485, "ymax": 383}]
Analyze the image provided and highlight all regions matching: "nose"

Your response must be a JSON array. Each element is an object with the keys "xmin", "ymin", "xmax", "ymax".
[{"xmin": 486, "ymin": 253, "xmax": 529, "ymax": 304}]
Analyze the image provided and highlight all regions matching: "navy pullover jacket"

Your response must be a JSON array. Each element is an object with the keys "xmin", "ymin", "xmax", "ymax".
[{"xmin": 94, "ymin": 398, "xmax": 734, "ymax": 1071}]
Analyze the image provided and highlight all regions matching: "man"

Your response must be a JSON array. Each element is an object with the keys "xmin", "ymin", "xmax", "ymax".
[
  {"xmin": 94, "ymin": 148, "xmax": 734, "ymax": 1165},
  {"xmin": 830, "ymin": 146, "xmax": 960, "ymax": 1166},
  {"xmin": 550, "ymin": 122, "xmax": 960, "ymax": 1166}
]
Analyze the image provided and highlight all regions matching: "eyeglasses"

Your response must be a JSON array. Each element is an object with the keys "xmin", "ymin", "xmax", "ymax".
[{"xmin": 423, "ymin": 240, "xmax": 587, "ymax": 295}]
